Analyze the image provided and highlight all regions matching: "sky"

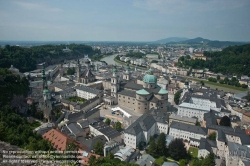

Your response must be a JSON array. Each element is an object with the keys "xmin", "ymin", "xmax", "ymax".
[{"xmin": 0, "ymin": 0, "xmax": 250, "ymax": 42}]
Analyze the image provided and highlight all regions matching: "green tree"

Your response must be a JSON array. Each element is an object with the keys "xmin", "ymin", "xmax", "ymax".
[
  {"xmin": 168, "ymin": 138, "xmax": 188, "ymax": 161},
  {"xmin": 179, "ymin": 159, "xmax": 188, "ymax": 166},
  {"xmin": 115, "ymin": 121, "xmax": 122, "ymax": 131},
  {"xmin": 94, "ymin": 140, "xmax": 104, "ymax": 156},
  {"xmin": 247, "ymin": 92, "xmax": 250, "ymax": 102},
  {"xmin": 67, "ymin": 68, "xmax": 75, "ymax": 75},
  {"xmin": 190, "ymin": 159, "xmax": 203, "ymax": 166},
  {"xmin": 208, "ymin": 132, "xmax": 217, "ymax": 141},
  {"xmin": 88, "ymin": 155, "xmax": 96, "ymax": 166},
  {"xmin": 219, "ymin": 116, "xmax": 231, "ymax": 126},
  {"xmin": 148, "ymin": 136, "xmax": 157, "ymax": 157},
  {"xmin": 216, "ymin": 75, "xmax": 220, "ymax": 80},
  {"xmin": 174, "ymin": 91, "xmax": 182, "ymax": 105},
  {"xmin": 105, "ymin": 118, "xmax": 111, "ymax": 125},
  {"xmin": 156, "ymin": 133, "xmax": 167, "ymax": 156},
  {"xmin": 66, "ymin": 141, "xmax": 79, "ymax": 151},
  {"xmin": 200, "ymin": 81, "xmax": 204, "ymax": 86},
  {"xmin": 107, "ymin": 152, "xmax": 114, "ymax": 160},
  {"xmin": 202, "ymin": 153, "xmax": 215, "ymax": 166},
  {"xmin": 241, "ymin": 84, "xmax": 248, "ymax": 88},
  {"xmin": 151, "ymin": 60, "xmax": 158, "ymax": 63}
]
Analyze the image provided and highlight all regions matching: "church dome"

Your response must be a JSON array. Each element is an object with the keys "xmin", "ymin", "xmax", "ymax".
[
  {"xmin": 143, "ymin": 74, "xmax": 157, "ymax": 84},
  {"xmin": 112, "ymin": 65, "xmax": 118, "ymax": 73},
  {"xmin": 43, "ymin": 89, "xmax": 50, "ymax": 95}
]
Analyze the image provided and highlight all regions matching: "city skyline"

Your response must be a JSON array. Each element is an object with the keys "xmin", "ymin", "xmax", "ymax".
[{"xmin": 0, "ymin": 0, "xmax": 250, "ymax": 42}]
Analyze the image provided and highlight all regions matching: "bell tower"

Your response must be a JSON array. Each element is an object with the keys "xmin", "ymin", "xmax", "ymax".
[{"xmin": 111, "ymin": 65, "xmax": 119, "ymax": 104}]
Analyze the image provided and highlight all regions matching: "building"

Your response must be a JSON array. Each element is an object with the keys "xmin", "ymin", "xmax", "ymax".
[
  {"xmin": 178, "ymin": 89, "xmax": 227, "ymax": 121},
  {"xmin": 198, "ymin": 138, "xmax": 217, "ymax": 158},
  {"xmin": 135, "ymin": 154, "xmax": 156, "ymax": 166},
  {"xmin": 169, "ymin": 122, "xmax": 207, "ymax": 147},
  {"xmin": 75, "ymin": 85, "xmax": 102, "ymax": 100},
  {"xmin": 89, "ymin": 119, "xmax": 122, "ymax": 143},
  {"xmin": 169, "ymin": 114, "xmax": 197, "ymax": 126},
  {"xmin": 118, "ymin": 68, "xmax": 168, "ymax": 114},
  {"xmin": 42, "ymin": 129, "xmax": 73, "ymax": 151},
  {"xmin": 124, "ymin": 109, "xmax": 168, "ymax": 149},
  {"xmin": 76, "ymin": 59, "xmax": 95, "ymax": 84}
]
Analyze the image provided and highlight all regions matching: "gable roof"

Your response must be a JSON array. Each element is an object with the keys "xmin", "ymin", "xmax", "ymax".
[
  {"xmin": 42, "ymin": 129, "xmax": 72, "ymax": 151},
  {"xmin": 170, "ymin": 121, "xmax": 207, "ymax": 135}
]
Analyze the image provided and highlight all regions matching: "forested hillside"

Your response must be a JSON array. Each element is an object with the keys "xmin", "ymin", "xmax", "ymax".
[
  {"xmin": 178, "ymin": 44, "xmax": 250, "ymax": 76},
  {"xmin": 0, "ymin": 68, "xmax": 53, "ymax": 150},
  {"xmin": 0, "ymin": 44, "xmax": 99, "ymax": 72}
]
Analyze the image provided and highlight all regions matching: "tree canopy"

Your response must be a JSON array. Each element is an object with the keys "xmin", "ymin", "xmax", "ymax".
[
  {"xmin": 148, "ymin": 136, "xmax": 157, "ymax": 157},
  {"xmin": 168, "ymin": 138, "xmax": 188, "ymax": 161},
  {"xmin": 0, "ymin": 44, "xmax": 98, "ymax": 72},
  {"xmin": 156, "ymin": 133, "xmax": 167, "ymax": 156},
  {"xmin": 208, "ymin": 132, "xmax": 216, "ymax": 141},
  {"xmin": 105, "ymin": 118, "xmax": 111, "ymax": 125},
  {"xmin": 0, "ymin": 68, "xmax": 53, "ymax": 151},
  {"xmin": 174, "ymin": 90, "xmax": 182, "ymax": 105},
  {"xmin": 114, "ymin": 121, "xmax": 122, "ymax": 131},
  {"xmin": 94, "ymin": 140, "xmax": 104, "ymax": 156},
  {"xmin": 202, "ymin": 153, "xmax": 215, "ymax": 166},
  {"xmin": 177, "ymin": 44, "xmax": 250, "ymax": 76},
  {"xmin": 219, "ymin": 116, "xmax": 231, "ymax": 127}
]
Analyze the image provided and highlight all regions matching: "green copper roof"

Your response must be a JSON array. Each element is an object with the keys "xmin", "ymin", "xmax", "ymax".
[
  {"xmin": 136, "ymin": 89, "xmax": 150, "ymax": 95},
  {"xmin": 43, "ymin": 89, "xmax": 50, "ymax": 95},
  {"xmin": 125, "ymin": 63, "xmax": 130, "ymax": 70},
  {"xmin": 143, "ymin": 74, "xmax": 157, "ymax": 84},
  {"xmin": 112, "ymin": 65, "xmax": 118, "ymax": 73},
  {"xmin": 158, "ymin": 88, "xmax": 168, "ymax": 95}
]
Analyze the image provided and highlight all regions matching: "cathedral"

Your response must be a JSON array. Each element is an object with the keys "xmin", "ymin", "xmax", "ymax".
[
  {"xmin": 105, "ymin": 64, "xmax": 169, "ymax": 114},
  {"xmin": 76, "ymin": 59, "xmax": 95, "ymax": 84}
]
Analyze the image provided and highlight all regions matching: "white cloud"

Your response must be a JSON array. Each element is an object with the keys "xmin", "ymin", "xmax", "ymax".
[
  {"xmin": 12, "ymin": 1, "xmax": 63, "ymax": 12},
  {"xmin": 133, "ymin": 0, "xmax": 250, "ymax": 14}
]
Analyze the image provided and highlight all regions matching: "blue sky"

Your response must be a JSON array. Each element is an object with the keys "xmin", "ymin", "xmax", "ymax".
[{"xmin": 0, "ymin": 0, "xmax": 250, "ymax": 41}]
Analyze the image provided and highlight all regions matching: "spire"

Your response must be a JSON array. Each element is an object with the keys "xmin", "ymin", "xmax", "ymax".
[
  {"xmin": 42, "ymin": 64, "xmax": 48, "ymax": 90},
  {"xmin": 113, "ymin": 64, "xmax": 118, "ymax": 73},
  {"xmin": 42, "ymin": 64, "xmax": 50, "ymax": 95}
]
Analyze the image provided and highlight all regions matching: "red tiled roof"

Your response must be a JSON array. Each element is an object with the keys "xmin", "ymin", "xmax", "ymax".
[{"xmin": 42, "ymin": 129, "xmax": 72, "ymax": 151}]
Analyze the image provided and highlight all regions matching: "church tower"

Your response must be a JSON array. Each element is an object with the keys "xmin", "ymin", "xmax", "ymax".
[
  {"xmin": 42, "ymin": 65, "xmax": 51, "ymax": 101},
  {"xmin": 123, "ymin": 63, "xmax": 131, "ymax": 81},
  {"xmin": 111, "ymin": 65, "xmax": 119, "ymax": 104},
  {"xmin": 76, "ymin": 59, "xmax": 81, "ymax": 82}
]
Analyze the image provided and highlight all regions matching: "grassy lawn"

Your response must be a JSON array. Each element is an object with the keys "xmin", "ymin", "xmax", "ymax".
[
  {"xmin": 188, "ymin": 77, "xmax": 246, "ymax": 93},
  {"xmin": 66, "ymin": 96, "xmax": 86, "ymax": 104},
  {"xmin": 155, "ymin": 156, "xmax": 167, "ymax": 165},
  {"xmin": 189, "ymin": 147, "xmax": 198, "ymax": 158}
]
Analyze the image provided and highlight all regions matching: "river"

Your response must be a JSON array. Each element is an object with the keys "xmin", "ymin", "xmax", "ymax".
[{"xmin": 101, "ymin": 54, "xmax": 117, "ymax": 65}]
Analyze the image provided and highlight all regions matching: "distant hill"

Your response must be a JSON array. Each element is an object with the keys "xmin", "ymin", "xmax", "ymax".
[
  {"xmin": 153, "ymin": 37, "xmax": 189, "ymax": 44},
  {"xmin": 167, "ymin": 37, "xmax": 249, "ymax": 47}
]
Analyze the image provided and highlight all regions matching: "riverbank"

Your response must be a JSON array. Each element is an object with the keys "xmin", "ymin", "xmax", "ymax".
[
  {"xmin": 113, "ymin": 57, "xmax": 147, "ymax": 70},
  {"xmin": 100, "ymin": 54, "xmax": 118, "ymax": 65},
  {"xmin": 188, "ymin": 77, "xmax": 246, "ymax": 94}
]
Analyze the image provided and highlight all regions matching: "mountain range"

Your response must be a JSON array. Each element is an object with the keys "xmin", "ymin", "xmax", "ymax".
[{"xmin": 154, "ymin": 37, "xmax": 249, "ymax": 47}]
